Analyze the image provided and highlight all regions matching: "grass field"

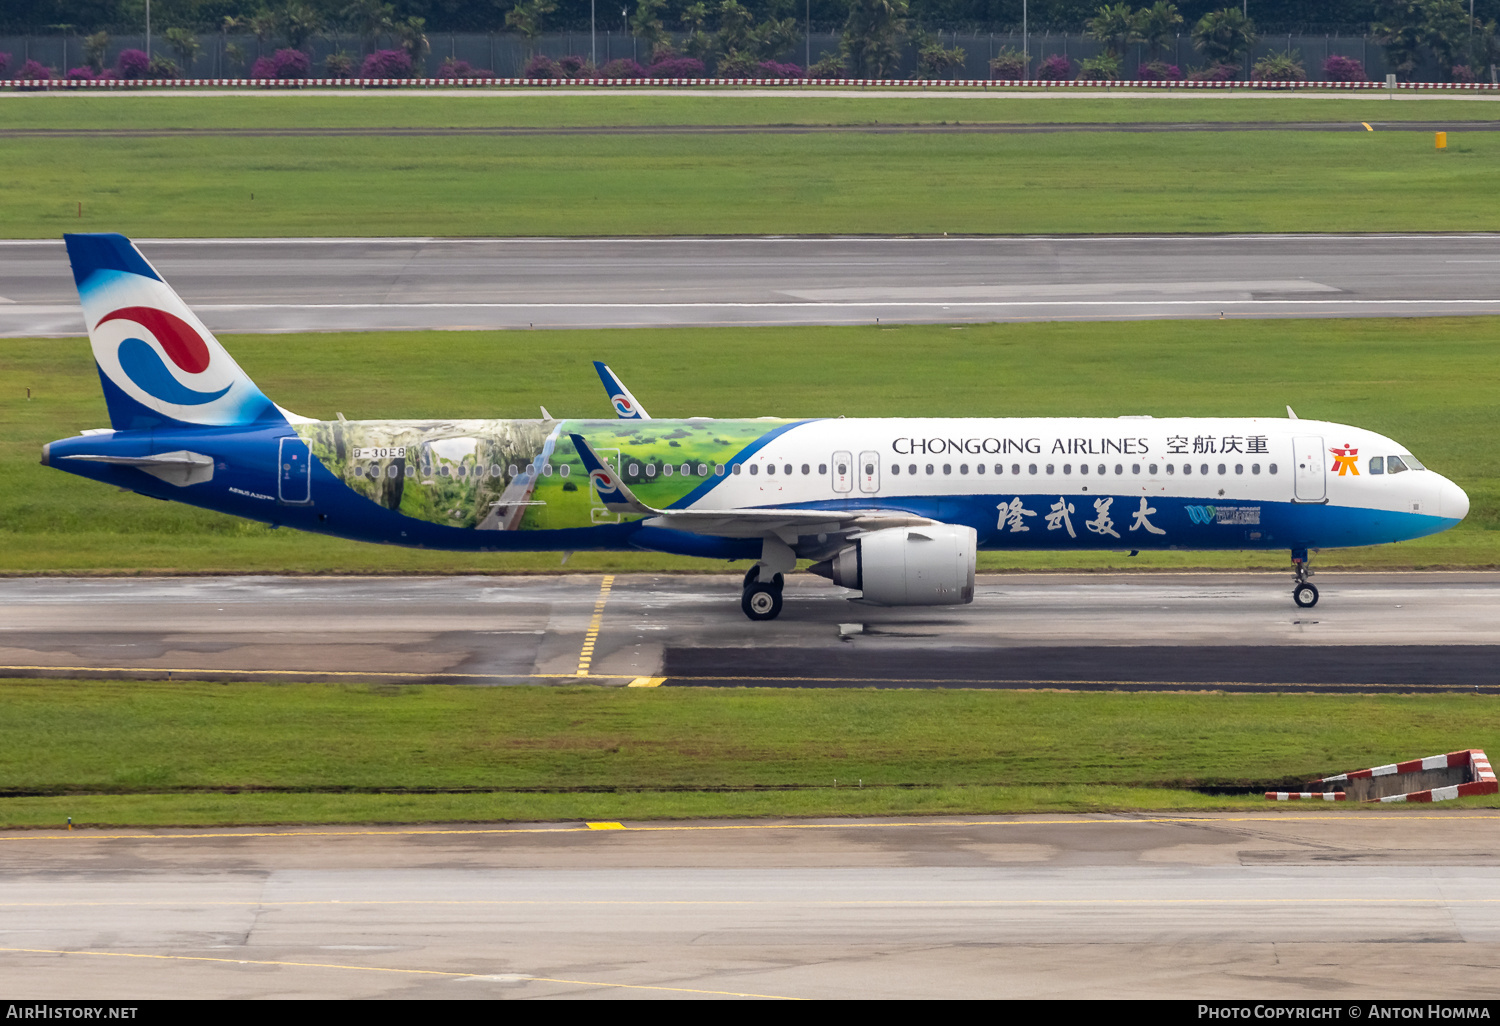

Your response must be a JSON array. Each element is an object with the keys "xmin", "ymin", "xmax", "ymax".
[
  {"xmin": 1, "ymin": 126, "xmax": 1493, "ymax": 237},
  {"xmin": 6, "ymin": 92, "xmax": 1500, "ymax": 130},
  {"xmin": 1, "ymin": 680, "xmax": 1495, "ymax": 827},
  {"xmin": 3, "ymin": 317, "xmax": 1497, "ymax": 574}
]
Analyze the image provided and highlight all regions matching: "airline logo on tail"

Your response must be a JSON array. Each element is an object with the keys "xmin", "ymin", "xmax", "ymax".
[
  {"xmin": 96, "ymin": 306, "xmax": 232, "ymax": 406},
  {"xmin": 610, "ymin": 394, "xmax": 636, "ymax": 417},
  {"xmin": 66, "ymin": 233, "xmax": 283, "ymax": 429}
]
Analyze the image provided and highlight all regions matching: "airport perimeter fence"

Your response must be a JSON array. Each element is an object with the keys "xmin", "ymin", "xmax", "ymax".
[
  {"xmin": 0, "ymin": 30, "xmax": 1471, "ymax": 84},
  {"xmin": 9, "ymin": 76, "xmax": 1500, "ymax": 91}
]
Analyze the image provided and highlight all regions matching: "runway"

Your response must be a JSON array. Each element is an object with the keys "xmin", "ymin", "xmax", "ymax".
[
  {"xmin": 4, "ymin": 572, "xmax": 1500, "ymax": 690},
  {"xmin": 5, "ymin": 812, "xmax": 1500, "ymax": 999},
  {"xmin": 5, "ymin": 234, "xmax": 1500, "ymax": 336}
]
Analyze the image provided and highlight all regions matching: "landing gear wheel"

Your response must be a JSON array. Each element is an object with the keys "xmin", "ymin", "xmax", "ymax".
[
  {"xmin": 1293, "ymin": 583, "xmax": 1319, "ymax": 608},
  {"xmin": 741, "ymin": 583, "xmax": 784, "ymax": 621}
]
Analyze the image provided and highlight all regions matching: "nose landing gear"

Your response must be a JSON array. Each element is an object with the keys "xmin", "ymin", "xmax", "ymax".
[{"xmin": 1291, "ymin": 548, "xmax": 1318, "ymax": 608}]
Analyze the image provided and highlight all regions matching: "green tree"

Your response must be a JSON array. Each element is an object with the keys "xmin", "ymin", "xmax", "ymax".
[
  {"xmin": 249, "ymin": 8, "xmax": 281, "ymax": 51},
  {"xmin": 747, "ymin": 16, "xmax": 799, "ymax": 61},
  {"xmin": 1136, "ymin": 1, "xmax": 1182, "ymax": 61},
  {"xmin": 278, "ymin": 1, "xmax": 324, "ymax": 50},
  {"xmin": 840, "ymin": 0, "xmax": 908, "ymax": 78},
  {"xmin": 394, "ymin": 15, "xmax": 430, "ymax": 68},
  {"xmin": 164, "ymin": 26, "xmax": 201, "ymax": 71},
  {"xmin": 1086, "ymin": 3, "xmax": 1140, "ymax": 60},
  {"xmin": 83, "ymin": 30, "xmax": 110, "ymax": 73},
  {"xmin": 713, "ymin": 0, "xmax": 756, "ymax": 56},
  {"xmin": 629, "ymin": 0, "xmax": 670, "ymax": 58},
  {"xmin": 1374, "ymin": 0, "xmax": 1469, "ymax": 80},
  {"xmin": 916, "ymin": 36, "xmax": 966, "ymax": 79},
  {"xmin": 1192, "ymin": 7, "xmax": 1257, "ymax": 68},
  {"xmin": 505, "ymin": 0, "xmax": 555, "ymax": 57},
  {"xmin": 344, "ymin": 0, "xmax": 395, "ymax": 53},
  {"xmin": 679, "ymin": 2, "xmax": 716, "ymax": 62}
]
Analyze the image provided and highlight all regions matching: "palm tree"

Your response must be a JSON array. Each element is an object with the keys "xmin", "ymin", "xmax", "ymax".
[
  {"xmin": 343, "ymin": 0, "xmax": 395, "ymax": 54},
  {"xmin": 1086, "ymin": 3, "xmax": 1140, "ymax": 59},
  {"xmin": 505, "ymin": 0, "xmax": 556, "ymax": 58},
  {"xmin": 1137, "ymin": 1, "xmax": 1183, "ymax": 62},
  {"xmin": 1193, "ymin": 7, "xmax": 1257, "ymax": 68},
  {"xmin": 840, "ymin": 0, "xmax": 908, "ymax": 78}
]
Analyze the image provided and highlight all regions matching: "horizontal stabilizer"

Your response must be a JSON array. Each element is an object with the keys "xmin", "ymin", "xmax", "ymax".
[{"xmin": 63, "ymin": 450, "xmax": 214, "ymax": 487}]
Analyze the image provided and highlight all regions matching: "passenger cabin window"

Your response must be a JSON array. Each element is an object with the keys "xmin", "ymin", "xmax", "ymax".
[
  {"xmin": 1369, "ymin": 456, "xmax": 1385, "ymax": 475},
  {"xmin": 749, "ymin": 465, "xmax": 758, "ymax": 476},
  {"xmin": 891, "ymin": 464, "xmax": 900, "ymax": 475}
]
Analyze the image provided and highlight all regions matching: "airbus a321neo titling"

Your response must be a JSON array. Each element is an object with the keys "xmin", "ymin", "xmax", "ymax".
[{"xmin": 42, "ymin": 234, "xmax": 1469, "ymax": 620}]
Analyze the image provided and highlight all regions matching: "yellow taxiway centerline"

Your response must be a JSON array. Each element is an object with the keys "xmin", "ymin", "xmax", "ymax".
[{"xmin": 0, "ymin": 947, "xmax": 797, "ymax": 999}]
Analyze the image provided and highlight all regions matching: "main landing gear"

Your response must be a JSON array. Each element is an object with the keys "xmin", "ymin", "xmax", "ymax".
[
  {"xmin": 741, "ymin": 565, "xmax": 786, "ymax": 621},
  {"xmin": 1291, "ymin": 548, "xmax": 1318, "ymax": 608},
  {"xmin": 741, "ymin": 537, "xmax": 796, "ymax": 621}
]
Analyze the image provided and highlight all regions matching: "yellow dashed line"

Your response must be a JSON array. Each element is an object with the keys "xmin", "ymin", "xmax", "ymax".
[
  {"xmin": 0, "ymin": 947, "xmax": 796, "ymax": 999},
  {"xmin": 5, "ymin": 813, "xmax": 1498, "ymax": 844},
  {"xmin": 586, "ymin": 821, "xmax": 626, "ymax": 830},
  {"xmin": 628, "ymin": 676, "xmax": 667, "ymax": 687},
  {"xmin": 576, "ymin": 574, "xmax": 615, "ymax": 677}
]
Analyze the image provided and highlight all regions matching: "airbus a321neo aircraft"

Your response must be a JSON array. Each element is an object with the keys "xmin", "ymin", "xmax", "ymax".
[{"xmin": 42, "ymin": 234, "xmax": 1470, "ymax": 620}]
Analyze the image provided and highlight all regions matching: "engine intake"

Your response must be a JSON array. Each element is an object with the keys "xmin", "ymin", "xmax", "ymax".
[{"xmin": 810, "ymin": 524, "xmax": 976, "ymax": 606}]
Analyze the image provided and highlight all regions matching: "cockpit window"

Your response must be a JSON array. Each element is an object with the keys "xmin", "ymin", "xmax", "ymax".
[
  {"xmin": 1368, "ymin": 456, "xmax": 1385, "ymax": 475},
  {"xmin": 1386, "ymin": 456, "xmax": 1408, "ymax": 474},
  {"xmin": 1401, "ymin": 453, "xmax": 1425, "ymax": 470}
]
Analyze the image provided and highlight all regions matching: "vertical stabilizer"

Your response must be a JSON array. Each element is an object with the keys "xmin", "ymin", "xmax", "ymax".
[{"xmin": 65, "ymin": 233, "xmax": 285, "ymax": 431}]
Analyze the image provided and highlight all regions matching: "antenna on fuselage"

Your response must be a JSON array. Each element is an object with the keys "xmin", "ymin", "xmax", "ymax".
[{"xmin": 1286, "ymin": 406, "xmax": 1299, "ymax": 420}]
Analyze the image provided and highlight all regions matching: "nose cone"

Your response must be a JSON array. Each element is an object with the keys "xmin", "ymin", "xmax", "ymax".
[{"xmin": 1441, "ymin": 477, "xmax": 1470, "ymax": 522}]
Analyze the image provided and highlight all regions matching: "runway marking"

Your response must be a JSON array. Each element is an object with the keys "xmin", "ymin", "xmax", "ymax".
[
  {"xmin": 0, "ymin": 664, "xmax": 1490, "ymax": 691},
  {"xmin": 576, "ymin": 575, "xmax": 614, "ymax": 677},
  {"xmin": 0, "ymin": 947, "xmax": 797, "ymax": 999},
  {"xmin": 586, "ymin": 821, "xmax": 626, "ymax": 830},
  {"xmin": 628, "ymin": 677, "xmax": 667, "ymax": 687},
  {"xmin": 0, "ymin": 663, "xmax": 636, "ymax": 682},
  {"xmin": 4, "ymin": 813, "xmax": 1498, "ymax": 843}
]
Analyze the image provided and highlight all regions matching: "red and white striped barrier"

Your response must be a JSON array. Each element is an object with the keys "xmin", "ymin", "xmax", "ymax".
[
  {"xmin": 1266, "ymin": 791, "xmax": 1347, "ymax": 801},
  {"xmin": 1265, "ymin": 790, "xmax": 1347, "ymax": 801},
  {"xmin": 1302, "ymin": 748, "xmax": 1498, "ymax": 804},
  {"xmin": 5, "ymin": 76, "xmax": 1500, "ymax": 91}
]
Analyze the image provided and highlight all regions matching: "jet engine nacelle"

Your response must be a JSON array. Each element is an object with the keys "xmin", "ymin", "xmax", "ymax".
[{"xmin": 811, "ymin": 524, "xmax": 976, "ymax": 606}]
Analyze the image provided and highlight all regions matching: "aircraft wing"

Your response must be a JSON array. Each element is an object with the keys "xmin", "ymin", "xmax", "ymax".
[
  {"xmin": 592, "ymin": 361, "xmax": 652, "ymax": 420},
  {"xmin": 570, "ymin": 433, "xmax": 932, "ymax": 538}
]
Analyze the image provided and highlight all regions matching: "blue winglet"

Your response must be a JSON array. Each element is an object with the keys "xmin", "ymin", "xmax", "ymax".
[
  {"xmin": 569, "ymin": 432, "xmax": 650, "ymax": 513},
  {"xmin": 592, "ymin": 361, "xmax": 651, "ymax": 420}
]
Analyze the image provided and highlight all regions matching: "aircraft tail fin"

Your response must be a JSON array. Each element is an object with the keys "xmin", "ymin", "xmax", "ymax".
[
  {"xmin": 592, "ymin": 361, "xmax": 652, "ymax": 420},
  {"xmin": 64, "ymin": 233, "xmax": 287, "ymax": 431}
]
